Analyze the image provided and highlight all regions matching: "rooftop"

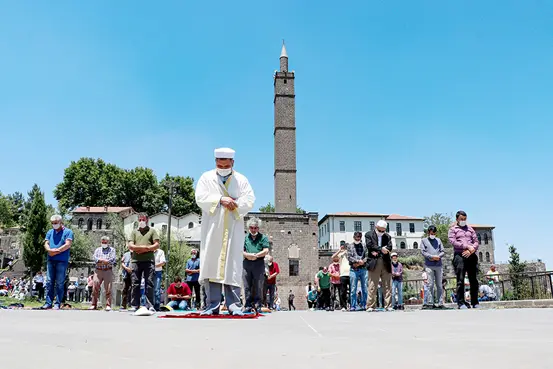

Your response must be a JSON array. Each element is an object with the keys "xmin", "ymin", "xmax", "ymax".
[
  {"xmin": 72, "ymin": 206, "xmax": 134, "ymax": 214},
  {"xmin": 470, "ymin": 224, "xmax": 495, "ymax": 229},
  {"xmin": 386, "ymin": 214, "xmax": 425, "ymax": 221},
  {"xmin": 318, "ymin": 212, "xmax": 424, "ymax": 225}
]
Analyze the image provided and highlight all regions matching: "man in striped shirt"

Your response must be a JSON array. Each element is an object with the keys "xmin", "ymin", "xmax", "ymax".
[{"xmin": 90, "ymin": 236, "xmax": 117, "ymax": 311}]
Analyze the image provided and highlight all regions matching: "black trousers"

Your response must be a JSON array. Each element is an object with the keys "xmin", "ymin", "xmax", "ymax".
[
  {"xmin": 131, "ymin": 260, "xmax": 154, "ymax": 308},
  {"xmin": 121, "ymin": 275, "xmax": 132, "ymax": 308},
  {"xmin": 187, "ymin": 281, "xmax": 201, "ymax": 308},
  {"xmin": 36, "ymin": 282, "xmax": 45, "ymax": 300},
  {"xmin": 339, "ymin": 276, "xmax": 350, "ymax": 309},
  {"xmin": 267, "ymin": 284, "xmax": 276, "ymax": 309},
  {"xmin": 453, "ymin": 253, "xmax": 479, "ymax": 306},
  {"xmin": 243, "ymin": 259, "xmax": 265, "ymax": 309},
  {"xmin": 330, "ymin": 283, "xmax": 340, "ymax": 310},
  {"xmin": 320, "ymin": 288, "xmax": 331, "ymax": 309},
  {"xmin": 288, "ymin": 300, "xmax": 296, "ymax": 310}
]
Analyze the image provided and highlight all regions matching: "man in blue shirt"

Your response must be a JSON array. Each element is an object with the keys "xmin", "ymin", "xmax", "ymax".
[
  {"xmin": 42, "ymin": 214, "xmax": 74, "ymax": 310},
  {"xmin": 185, "ymin": 249, "xmax": 201, "ymax": 309}
]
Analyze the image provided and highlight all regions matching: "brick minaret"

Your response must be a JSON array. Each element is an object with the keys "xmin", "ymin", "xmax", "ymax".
[{"xmin": 274, "ymin": 42, "xmax": 297, "ymax": 213}]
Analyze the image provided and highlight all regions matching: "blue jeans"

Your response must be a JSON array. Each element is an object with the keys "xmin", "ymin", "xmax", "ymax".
[
  {"xmin": 392, "ymin": 280, "xmax": 403, "ymax": 306},
  {"xmin": 349, "ymin": 268, "xmax": 368, "ymax": 310},
  {"xmin": 45, "ymin": 260, "xmax": 68, "ymax": 306},
  {"xmin": 154, "ymin": 271, "xmax": 163, "ymax": 309},
  {"xmin": 167, "ymin": 300, "xmax": 188, "ymax": 310}
]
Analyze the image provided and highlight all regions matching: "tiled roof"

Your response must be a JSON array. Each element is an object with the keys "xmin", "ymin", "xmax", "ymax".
[
  {"xmin": 330, "ymin": 212, "xmax": 388, "ymax": 217},
  {"xmin": 386, "ymin": 214, "xmax": 424, "ymax": 221},
  {"xmin": 72, "ymin": 206, "xmax": 134, "ymax": 214}
]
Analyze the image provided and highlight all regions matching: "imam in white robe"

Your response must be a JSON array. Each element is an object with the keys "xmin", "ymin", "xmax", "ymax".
[{"xmin": 195, "ymin": 169, "xmax": 255, "ymax": 287}]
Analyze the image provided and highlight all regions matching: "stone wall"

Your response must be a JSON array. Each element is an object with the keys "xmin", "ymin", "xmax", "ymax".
[{"xmin": 245, "ymin": 212, "xmax": 319, "ymax": 310}]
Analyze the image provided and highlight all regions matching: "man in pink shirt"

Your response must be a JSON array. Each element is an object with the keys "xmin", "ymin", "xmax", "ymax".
[
  {"xmin": 328, "ymin": 256, "xmax": 341, "ymax": 311},
  {"xmin": 448, "ymin": 210, "xmax": 479, "ymax": 309}
]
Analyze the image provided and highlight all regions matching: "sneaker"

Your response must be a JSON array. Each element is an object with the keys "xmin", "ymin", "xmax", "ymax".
[
  {"xmin": 366, "ymin": 308, "xmax": 375, "ymax": 312},
  {"xmin": 148, "ymin": 307, "xmax": 156, "ymax": 313},
  {"xmin": 386, "ymin": 307, "xmax": 395, "ymax": 312},
  {"xmin": 40, "ymin": 304, "xmax": 52, "ymax": 310},
  {"xmin": 458, "ymin": 304, "xmax": 468, "ymax": 310},
  {"xmin": 119, "ymin": 307, "xmax": 127, "ymax": 312},
  {"xmin": 53, "ymin": 304, "xmax": 60, "ymax": 310},
  {"xmin": 341, "ymin": 308, "xmax": 346, "ymax": 312},
  {"xmin": 472, "ymin": 304, "xmax": 481, "ymax": 309},
  {"xmin": 105, "ymin": 306, "xmax": 112, "ymax": 312},
  {"xmin": 88, "ymin": 305, "xmax": 97, "ymax": 310},
  {"xmin": 128, "ymin": 306, "xmax": 138, "ymax": 312}
]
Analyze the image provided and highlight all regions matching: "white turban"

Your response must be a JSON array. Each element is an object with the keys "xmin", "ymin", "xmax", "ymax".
[
  {"xmin": 376, "ymin": 220, "xmax": 388, "ymax": 229},
  {"xmin": 214, "ymin": 147, "xmax": 235, "ymax": 159}
]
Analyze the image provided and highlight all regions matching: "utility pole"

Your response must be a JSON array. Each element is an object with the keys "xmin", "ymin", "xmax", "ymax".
[{"xmin": 164, "ymin": 180, "xmax": 176, "ymax": 305}]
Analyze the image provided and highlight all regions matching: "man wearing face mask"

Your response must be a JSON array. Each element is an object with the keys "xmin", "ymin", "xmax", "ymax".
[
  {"xmin": 332, "ymin": 243, "xmax": 350, "ymax": 311},
  {"xmin": 265, "ymin": 255, "xmax": 280, "ymax": 310},
  {"xmin": 448, "ymin": 210, "xmax": 479, "ymax": 309},
  {"xmin": 421, "ymin": 225, "xmax": 445, "ymax": 309},
  {"xmin": 242, "ymin": 217, "xmax": 269, "ymax": 313},
  {"xmin": 347, "ymin": 231, "xmax": 368, "ymax": 311},
  {"xmin": 128, "ymin": 213, "xmax": 160, "ymax": 312},
  {"xmin": 195, "ymin": 147, "xmax": 255, "ymax": 315},
  {"xmin": 90, "ymin": 236, "xmax": 117, "ymax": 311},
  {"xmin": 185, "ymin": 249, "xmax": 201, "ymax": 309},
  {"xmin": 365, "ymin": 220, "xmax": 394, "ymax": 312},
  {"xmin": 41, "ymin": 215, "xmax": 74, "ymax": 310}
]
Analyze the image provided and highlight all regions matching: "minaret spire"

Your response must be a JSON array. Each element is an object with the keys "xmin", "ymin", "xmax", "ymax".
[{"xmin": 279, "ymin": 40, "xmax": 288, "ymax": 72}]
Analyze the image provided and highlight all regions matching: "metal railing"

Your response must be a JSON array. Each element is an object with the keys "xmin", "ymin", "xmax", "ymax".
[{"xmin": 402, "ymin": 271, "xmax": 553, "ymax": 303}]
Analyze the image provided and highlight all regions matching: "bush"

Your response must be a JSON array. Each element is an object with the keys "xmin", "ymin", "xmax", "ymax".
[{"xmin": 398, "ymin": 255, "xmax": 425, "ymax": 267}]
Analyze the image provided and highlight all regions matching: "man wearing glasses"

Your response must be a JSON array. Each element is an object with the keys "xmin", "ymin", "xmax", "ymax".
[
  {"xmin": 42, "ymin": 214, "xmax": 74, "ymax": 310},
  {"xmin": 242, "ymin": 217, "xmax": 269, "ymax": 313}
]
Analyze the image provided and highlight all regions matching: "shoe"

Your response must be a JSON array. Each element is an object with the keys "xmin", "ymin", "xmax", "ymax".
[
  {"xmin": 341, "ymin": 308, "xmax": 346, "ymax": 312},
  {"xmin": 366, "ymin": 308, "xmax": 374, "ymax": 312},
  {"xmin": 386, "ymin": 307, "xmax": 394, "ymax": 312},
  {"xmin": 421, "ymin": 304, "xmax": 433, "ymax": 310},
  {"xmin": 200, "ymin": 307, "xmax": 220, "ymax": 316},
  {"xmin": 458, "ymin": 304, "xmax": 468, "ymax": 310},
  {"xmin": 128, "ymin": 306, "xmax": 138, "ymax": 312},
  {"xmin": 148, "ymin": 307, "xmax": 156, "ymax": 313},
  {"xmin": 40, "ymin": 304, "xmax": 52, "ymax": 310},
  {"xmin": 349, "ymin": 307, "xmax": 356, "ymax": 312},
  {"xmin": 105, "ymin": 306, "xmax": 112, "ymax": 312},
  {"xmin": 119, "ymin": 307, "xmax": 127, "ymax": 312},
  {"xmin": 53, "ymin": 304, "xmax": 60, "ymax": 310},
  {"xmin": 88, "ymin": 306, "xmax": 97, "ymax": 310},
  {"xmin": 472, "ymin": 304, "xmax": 481, "ymax": 309}
]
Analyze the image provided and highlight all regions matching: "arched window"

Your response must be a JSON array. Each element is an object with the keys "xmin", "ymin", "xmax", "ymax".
[
  {"xmin": 413, "ymin": 242, "xmax": 418, "ymax": 249},
  {"xmin": 484, "ymin": 233, "xmax": 489, "ymax": 245},
  {"xmin": 477, "ymin": 233, "xmax": 482, "ymax": 243},
  {"xmin": 478, "ymin": 252, "xmax": 483, "ymax": 262},
  {"xmin": 485, "ymin": 252, "xmax": 490, "ymax": 263},
  {"xmin": 188, "ymin": 222, "xmax": 194, "ymax": 229},
  {"xmin": 96, "ymin": 219, "xmax": 102, "ymax": 229},
  {"xmin": 87, "ymin": 218, "xmax": 93, "ymax": 231},
  {"xmin": 78, "ymin": 218, "xmax": 84, "ymax": 229},
  {"xmin": 400, "ymin": 242, "xmax": 406, "ymax": 249}
]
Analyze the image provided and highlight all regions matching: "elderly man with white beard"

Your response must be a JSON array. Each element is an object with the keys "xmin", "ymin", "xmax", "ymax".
[{"xmin": 195, "ymin": 148, "xmax": 255, "ymax": 316}]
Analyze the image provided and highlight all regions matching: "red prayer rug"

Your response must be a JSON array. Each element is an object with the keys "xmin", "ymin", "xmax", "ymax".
[{"xmin": 159, "ymin": 312, "xmax": 262, "ymax": 319}]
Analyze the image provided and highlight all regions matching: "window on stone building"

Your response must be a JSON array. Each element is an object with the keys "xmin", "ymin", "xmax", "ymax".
[
  {"xmin": 413, "ymin": 242, "xmax": 418, "ymax": 249},
  {"xmin": 477, "ymin": 233, "xmax": 482, "ymax": 243},
  {"xmin": 354, "ymin": 221, "xmax": 362, "ymax": 232},
  {"xmin": 370, "ymin": 221, "xmax": 375, "ymax": 231},
  {"xmin": 339, "ymin": 221, "xmax": 345, "ymax": 232},
  {"xmin": 409, "ymin": 223, "xmax": 415, "ymax": 233},
  {"xmin": 484, "ymin": 233, "xmax": 489, "ymax": 245},
  {"xmin": 96, "ymin": 219, "xmax": 102, "ymax": 230},
  {"xmin": 289, "ymin": 259, "xmax": 299, "ymax": 276},
  {"xmin": 78, "ymin": 218, "xmax": 84, "ymax": 229},
  {"xmin": 486, "ymin": 252, "xmax": 490, "ymax": 263},
  {"xmin": 400, "ymin": 242, "xmax": 406, "ymax": 249},
  {"xmin": 87, "ymin": 218, "xmax": 93, "ymax": 231},
  {"xmin": 386, "ymin": 223, "xmax": 390, "ymax": 233},
  {"xmin": 396, "ymin": 223, "xmax": 402, "ymax": 236},
  {"xmin": 478, "ymin": 252, "xmax": 483, "ymax": 262},
  {"xmin": 188, "ymin": 222, "xmax": 194, "ymax": 229}
]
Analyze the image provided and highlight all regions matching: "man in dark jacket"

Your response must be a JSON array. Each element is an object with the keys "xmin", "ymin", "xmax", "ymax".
[
  {"xmin": 347, "ymin": 231, "xmax": 369, "ymax": 311},
  {"xmin": 365, "ymin": 220, "xmax": 393, "ymax": 311}
]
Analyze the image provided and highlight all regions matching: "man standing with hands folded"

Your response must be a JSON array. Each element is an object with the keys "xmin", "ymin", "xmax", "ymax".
[
  {"xmin": 242, "ymin": 217, "xmax": 269, "ymax": 313},
  {"xmin": 449, "ymin": 210, "xmax": 479, "ymax": 309},
  {"xmin": 365, "ymin": 220, "xmax": 393, "ymax": 311}
]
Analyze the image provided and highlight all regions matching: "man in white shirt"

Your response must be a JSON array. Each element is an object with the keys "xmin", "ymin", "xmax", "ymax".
[
  {"xmin": 153, "ymin": 248, "xmax": 166, "ymax": 311},
  {"xmin": 332, "ymin": 243, "xmax": 350, "ymax": 311}
]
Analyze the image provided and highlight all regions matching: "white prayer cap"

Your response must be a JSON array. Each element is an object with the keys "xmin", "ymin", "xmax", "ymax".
[
  {"xmin": 376, "ymin": 220, "xmax": 388, "ymax": 229},
  {"xmin": 214, "ymin": 147, "xmax": 235, "ymax": 159}
]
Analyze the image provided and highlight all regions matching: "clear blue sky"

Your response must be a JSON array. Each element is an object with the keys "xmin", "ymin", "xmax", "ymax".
[{"xmin": 1, "ymin": 2, "xmax": 551, "ymax": 265}]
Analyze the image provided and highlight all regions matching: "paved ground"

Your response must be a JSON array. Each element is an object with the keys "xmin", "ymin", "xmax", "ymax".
[{"xmin": 1, "ymin": 308, "xmax": 553, "ymax": 369}]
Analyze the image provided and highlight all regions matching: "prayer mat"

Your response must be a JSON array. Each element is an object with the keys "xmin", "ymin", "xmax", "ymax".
[{"xmin": 159, "ymin": 312, "xmax": 262, "ymax": 319}]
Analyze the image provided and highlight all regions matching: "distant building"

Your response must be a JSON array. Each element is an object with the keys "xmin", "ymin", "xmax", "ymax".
[
  {"xmin": 71, "ymin": 206, "xmax": 135, "ymax": 232},
  {"xmin": 472, "ymin": 224, "xmax": 496, "ymax": 264},
  {"xmin": 318, "ymin": 212, "xmax": 425, "ymax": 251},
  {"xmin": 123, "ymin": 212, "xmax": 201, "ymax": 248}
]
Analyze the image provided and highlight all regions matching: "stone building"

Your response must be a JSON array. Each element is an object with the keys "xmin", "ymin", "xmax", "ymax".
[
  {"xmin": 0, "ymin": 227, "xmax": 21, "ymax": 268},
  {"xmin": 71, "ymin": 206, "xmax": 134, "ymax": 236},
  {"xmin": 123, "ymin": 212, "xmax": 201, "ymax": 248},
  {"xmin": 472, "ymin": 224, "xmax": 495, "ymax": 264}
]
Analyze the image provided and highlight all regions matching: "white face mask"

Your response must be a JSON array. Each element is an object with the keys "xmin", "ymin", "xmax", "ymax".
[
  {"xmin": 101, "ymin": 243, "xmax": 109, "ymax": 249},
  {"xmin": 353, "ymin": 239, "xmax": 361, "ymax": 245},
  {"xmin": 459, "ymin": 221, "xmax": 467, "ymax": 227},
  {"xmin": 250, "ymin": 231, "xmax": 258, "ymax": 237},
  {"xmin": 429, "ymin": 235, "xmax": 436, "ymax": 240},
  {"xmin": 216, "ymin": 168, "xmax": 232, "ymax": 176},
  {"xmin": 138, "ymin": 221, "xmax": 147, "ymax": 228},
  {"xmin": 52, "ymin": 224, "xmax": 61, "ymax": 230},
  {"xmin": 376, "ymin": 230, "xmax": 384, "ymax": 236}
]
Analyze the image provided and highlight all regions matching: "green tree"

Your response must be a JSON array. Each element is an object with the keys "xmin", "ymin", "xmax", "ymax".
[
  {"xmin": 69, "ymin": 230, "xmax": 95, "ymax": 269},
  {"xmin": 22, "ymin": 185, "xmax": 49, "ymax": 276},
  {"xmin": 6, "ymin": 191, "xmax": 25, "ymax": 225},
  {"xmin": 159, "ymin": 174, "xmax": 201, "ymax": 217},
  {"xmin": 0, "ymin": 193, "xmax": 15, "ymax": 228},
  {"xmin": 121, "ymin": 167, "xmax": 163, "ymax": 215},
  {"xmin": 259, "ymin": 202, "xmax": 306, "ymax": 214},
  {"xmin": 423, "ymin": 213, "xmax": 453, "ymax": 247},
  {"xmin": 159, "ymin": 233, "xmax": 192, "ymax": 284},
  {"xmin": 508, "ymin": 244, "xmax": 530, "ymax": 300}
]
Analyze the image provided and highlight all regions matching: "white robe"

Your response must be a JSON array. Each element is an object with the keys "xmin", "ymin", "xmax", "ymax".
[{"xmin": 195, "ymin": 169, "xmax": 255, "ymax": 287}]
